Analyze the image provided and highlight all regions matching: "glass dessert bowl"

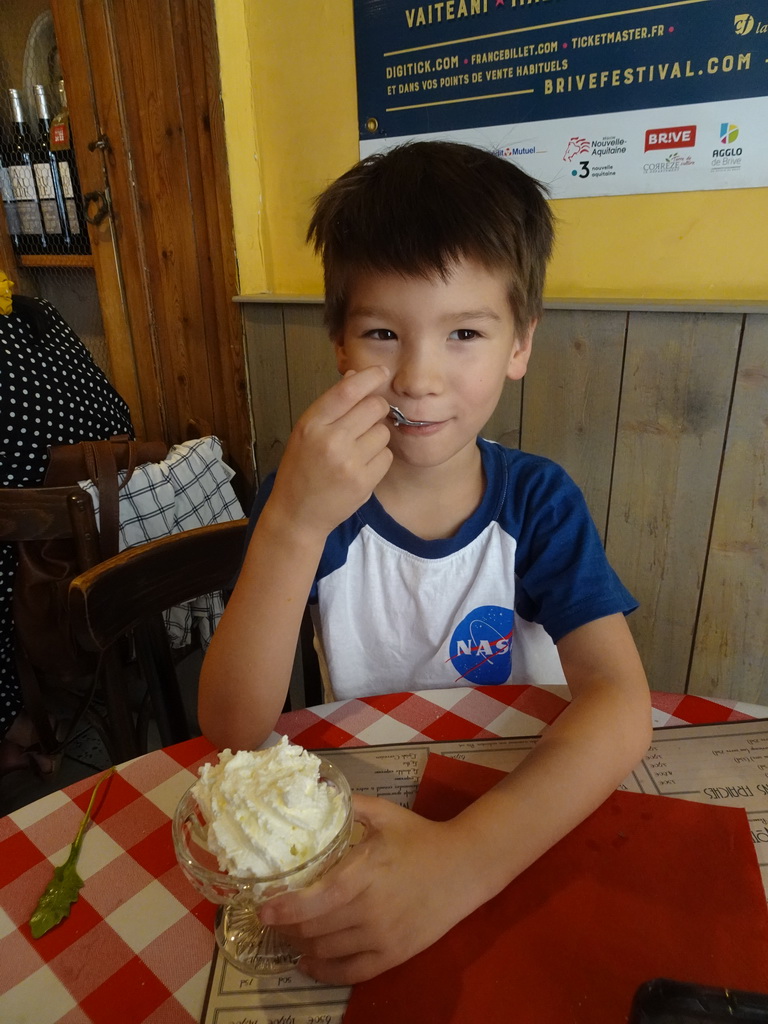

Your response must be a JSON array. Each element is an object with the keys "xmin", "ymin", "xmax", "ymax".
[{"xmin": 172, "ymin": 756, "xmax": 353, "ymax": 975}]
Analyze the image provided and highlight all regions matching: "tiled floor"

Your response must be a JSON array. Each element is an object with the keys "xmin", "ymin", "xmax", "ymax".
[{"xmin": 0, "ymin": 651, "xmax": 203, "ymax": 818}]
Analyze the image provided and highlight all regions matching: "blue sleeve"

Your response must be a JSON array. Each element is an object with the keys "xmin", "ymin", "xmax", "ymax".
[{"xmin": 510, "ymin": 458, "xmax": 637, "ymax": 642}]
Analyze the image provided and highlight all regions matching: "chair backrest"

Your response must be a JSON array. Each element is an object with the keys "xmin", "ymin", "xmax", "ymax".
[
  {"xmin": 69, "ymin": 519, "xmax": 249, "ymax": 748},
  {"xmin": 69, "ymin": 518, "xmax": 249, "ymax": 649}
]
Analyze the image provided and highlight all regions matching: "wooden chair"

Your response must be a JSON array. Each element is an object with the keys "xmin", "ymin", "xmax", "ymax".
[
  {"xmin": 0, "ymin": 485, "xmax": 137, "ymax": 762},
  {"xmin": 69, "ymin": 519, "xmax": 251, "ymax": 752}
]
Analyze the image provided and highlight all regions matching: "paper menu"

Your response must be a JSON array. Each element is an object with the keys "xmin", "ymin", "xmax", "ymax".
[{"xmin": 201, "ymin": 721, "xmax": 768, "ymax": 1024}]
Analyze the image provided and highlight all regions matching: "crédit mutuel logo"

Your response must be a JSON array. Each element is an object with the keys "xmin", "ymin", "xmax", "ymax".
[{"xmin": 494, "ymin": 144, "xmax": 539, "ymax": 159}]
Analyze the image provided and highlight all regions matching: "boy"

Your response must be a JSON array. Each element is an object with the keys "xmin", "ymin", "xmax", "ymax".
[{"xmin": 199, "ymin": 141, "xmax": 652, "ymax": 984}]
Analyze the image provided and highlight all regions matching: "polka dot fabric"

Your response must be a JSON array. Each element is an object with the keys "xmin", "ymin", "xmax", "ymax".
[{"xmin": 0, "ymin": 297, "xmax": 134, "ymax": 736}]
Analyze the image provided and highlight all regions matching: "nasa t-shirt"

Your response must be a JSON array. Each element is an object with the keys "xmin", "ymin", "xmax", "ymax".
[{"xmin": 250, "ymin": 439, "xmax": 637, "ymax": 700}]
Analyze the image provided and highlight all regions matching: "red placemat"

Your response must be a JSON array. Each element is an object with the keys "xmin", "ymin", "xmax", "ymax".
[{"xmin": 343, "ymin": 753, "xmax": 768, "ymax": 1023}]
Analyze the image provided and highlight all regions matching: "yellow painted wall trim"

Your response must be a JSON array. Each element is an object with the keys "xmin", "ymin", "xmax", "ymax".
[{"xmin": 213, "ymin": 0, "xmax": 267, "ymax": 293}]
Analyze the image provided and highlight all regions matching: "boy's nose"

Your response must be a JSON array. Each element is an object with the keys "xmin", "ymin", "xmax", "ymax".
[{"xmin": 391, "ymin": 346, "xmax": 442, "ymax": 398}]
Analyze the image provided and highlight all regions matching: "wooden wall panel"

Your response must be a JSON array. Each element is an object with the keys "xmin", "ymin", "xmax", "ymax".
[
  {"xmin": 606, "ymin": 312, "xmax": 741, "ymax": 693},
  {"xmin": 243, "ymin": 302, "xmax": 767, "ymax": 703},
  {"xmin": 521, "ymin": 309, "xmax": 626, "ymax": 539},
  {"xmin": 690, "ymin": 314, "xmax": 768, "ymax": 703}
]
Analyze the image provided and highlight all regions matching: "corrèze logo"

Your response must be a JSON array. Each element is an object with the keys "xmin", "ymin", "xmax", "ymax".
[
  {"xmin": 644, "ymin": 125, "xmax": 697, "ymax": 151},
  {"xmin": 563, "ymin": 137, "xmax": 589, "ymax": 161},
  {"xmin": 720, "ymin": 122, "xmax": 739, "ymax": 145},
  {"xmin": 734, "ymin": 13, "xmax": 754, "ymax": 34},
  {"xmin": 447, "ymin": 605, "xmax": 514, "ymax": 685}
]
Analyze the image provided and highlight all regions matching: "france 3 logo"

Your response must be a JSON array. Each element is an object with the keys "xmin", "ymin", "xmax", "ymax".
[{"xmin": 562, "ymin": 136, "xmax": 590, "ymax": 179}]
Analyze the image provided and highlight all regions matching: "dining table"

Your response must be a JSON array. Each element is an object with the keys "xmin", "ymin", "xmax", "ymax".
[{"xmin": 1, "ymin": 683, "xmax": 767, "ymax": 1024}]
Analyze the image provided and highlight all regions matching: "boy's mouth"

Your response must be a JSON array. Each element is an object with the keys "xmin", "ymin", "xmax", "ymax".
[{"xmin": 388, "ymin": 405, "xmax": 432, "ymax": 428}]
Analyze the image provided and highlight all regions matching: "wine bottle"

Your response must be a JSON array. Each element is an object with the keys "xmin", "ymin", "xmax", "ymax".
[
  {"xmin": 49, "ymin": 79, "xmax": 90, "ymax": 254},
  {"xmin": 32, "ymin": 83, "xmax": 73, "ymax": 255},
  {"xmin": 7, "ymin": 88, "xmax": 48, "ymax": 255},
  {"xmin": 0, "ymin": 137, "xmax": 23, "ymax": 250}
]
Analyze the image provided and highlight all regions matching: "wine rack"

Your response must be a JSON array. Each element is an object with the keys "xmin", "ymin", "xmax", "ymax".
[{"xmin": 0, "ymin": 4, "xmax": 107, "ymax": 373}]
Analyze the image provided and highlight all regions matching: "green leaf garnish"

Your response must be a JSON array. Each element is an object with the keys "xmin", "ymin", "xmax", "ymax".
[{"xmin": 29, "ymin": 767, "xmax": 116, "ymax": 939}]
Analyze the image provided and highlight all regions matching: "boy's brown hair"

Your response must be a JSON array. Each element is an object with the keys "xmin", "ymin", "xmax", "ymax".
[{"xmin": 307, "ymin": 140, "xmax": 555, "ymax": 337}]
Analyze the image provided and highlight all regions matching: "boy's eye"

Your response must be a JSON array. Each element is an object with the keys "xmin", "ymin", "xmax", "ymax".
[
  {"xmin": 365, "ymin": 328, "xmax": 397, "ymax": 341},
  {"xmin": 450, "ymin": 329, "xmax": 479, "ymax": 341}
]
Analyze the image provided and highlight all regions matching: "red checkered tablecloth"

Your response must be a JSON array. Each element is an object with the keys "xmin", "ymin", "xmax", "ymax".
[{"xmin": 1, "ymin": 686, "xmax": 765, "ymax": 1023}]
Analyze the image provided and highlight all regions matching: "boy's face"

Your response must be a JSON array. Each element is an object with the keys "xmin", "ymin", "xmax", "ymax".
[{"xmin": 335, "ymin": 257, "xmax": 534, "ymax": 470}]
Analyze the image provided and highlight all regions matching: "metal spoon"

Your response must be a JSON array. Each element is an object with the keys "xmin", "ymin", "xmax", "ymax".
[{"xmin": 388, "ymin": 405, "xmax": 431, "ymax": 428}]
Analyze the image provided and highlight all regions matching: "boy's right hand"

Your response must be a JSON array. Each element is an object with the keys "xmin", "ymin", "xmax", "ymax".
[{"xmin": 267, "ymin": 365, "xmax": 393, "ymax": 538}]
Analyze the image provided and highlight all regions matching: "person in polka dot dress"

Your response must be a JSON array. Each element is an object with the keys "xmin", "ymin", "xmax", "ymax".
[{"xmin": 0, "ymin": 286, "xmax": 133, "ymax": 773}]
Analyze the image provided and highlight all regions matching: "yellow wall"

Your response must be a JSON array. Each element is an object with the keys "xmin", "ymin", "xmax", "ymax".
[{"xmin": 215, "ymin": 0, "xmax": 767, "ymax": 304}]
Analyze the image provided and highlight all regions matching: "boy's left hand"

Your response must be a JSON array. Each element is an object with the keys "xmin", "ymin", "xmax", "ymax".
[{"xmin": 259, "ymin": 795, "xmax": 472, "ymax": 984}]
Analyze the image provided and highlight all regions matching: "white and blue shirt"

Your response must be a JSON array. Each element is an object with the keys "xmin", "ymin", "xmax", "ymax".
[{"xmin": 248, "ymin": 438, "xmax": 636, "ymax": 700}]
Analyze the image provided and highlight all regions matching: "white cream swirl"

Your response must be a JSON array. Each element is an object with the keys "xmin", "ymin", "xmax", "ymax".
[{"xmin": 193, "ymin": 736, "xmax": 347, "ymax": 877}]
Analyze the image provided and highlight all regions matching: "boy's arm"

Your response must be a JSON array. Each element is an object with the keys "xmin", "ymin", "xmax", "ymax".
[
  {"xmin": 198, "ymin": 367, "xmax": 392, "ymax": 751},
  {"xmin": 260, "ymin": 612, "xmax": 652, "ymax": 983}
]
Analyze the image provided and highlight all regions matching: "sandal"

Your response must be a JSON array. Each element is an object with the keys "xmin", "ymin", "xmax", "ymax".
[
  {"xmin": 1, "ymin": 711, "xmax": 64, "ymax": 780},
  {"xmin": 0, "ymin": 736, "xmax": 33, "ymax": 777}
]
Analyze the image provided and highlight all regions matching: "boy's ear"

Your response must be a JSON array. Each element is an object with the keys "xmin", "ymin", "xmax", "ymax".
[{"xmin": 506, "ymin": 318, "xmax": 537, "ymax": 382}]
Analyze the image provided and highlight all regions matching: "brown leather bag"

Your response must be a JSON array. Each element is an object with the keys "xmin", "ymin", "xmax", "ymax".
[{"xmin": 13, "ymin": 436, "xmax": 169, "ymax": 678}]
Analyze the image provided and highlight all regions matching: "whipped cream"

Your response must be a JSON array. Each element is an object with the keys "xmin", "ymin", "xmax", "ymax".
[{"xmin": 193, "ymin": 736, "xmax": 347, "ymax": 877}]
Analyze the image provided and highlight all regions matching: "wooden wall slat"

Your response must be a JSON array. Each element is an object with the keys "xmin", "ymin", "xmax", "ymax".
[
  {"xmin": 605, "ymin": 312, "xmax": 741, "ymax": 693},
  {"xmin": 481, "ymin": 379, "xmax": 522, "ymax": 452},
  {"xmin": 174, "ymin": 0, "xmax": 252, "ymax": 482},
  {"xmin": 243, "ymin": 304, "xmax": 291, "ymax": 482},
  {"xmin": 111, "ymin": 1, "xmax": 208, "ymax": 428},
  {"xmin": 283, "ymin": 305, "xmax": 337, "ymax": 424},
  {"xmin": 521, "ymin": 309, "xmax": 626, "ymax": 539},
  {"xmin": 690, "ymin": 313, "xmax": 768, "ymax": 703}
]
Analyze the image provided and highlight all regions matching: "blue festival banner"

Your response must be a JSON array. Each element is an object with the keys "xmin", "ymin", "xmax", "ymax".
[{"xmin": 353, "ymin": 1, "xmax": 768, "ymax": 196}]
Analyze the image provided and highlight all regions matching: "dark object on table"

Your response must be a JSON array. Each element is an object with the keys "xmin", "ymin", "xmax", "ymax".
[{"xmin": 629, "ymin": 978, "xmax": 768, "ymax": 1023}]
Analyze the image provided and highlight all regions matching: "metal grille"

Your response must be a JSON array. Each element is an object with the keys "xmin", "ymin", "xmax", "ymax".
[{"xmin": 0, "ymin": 3, "xmax": 111, "ymax": 376}]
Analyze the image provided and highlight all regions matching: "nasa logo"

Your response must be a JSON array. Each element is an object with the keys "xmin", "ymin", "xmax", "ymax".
[{"xmin": 448, "ymin": 605, "xmax": 514, "ymax": 685}]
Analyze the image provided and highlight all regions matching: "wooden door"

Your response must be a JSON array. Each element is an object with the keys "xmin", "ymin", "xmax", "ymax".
[{"xmin": 50, "ymin": 0, "xmax": 253, "ymax": 492}]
